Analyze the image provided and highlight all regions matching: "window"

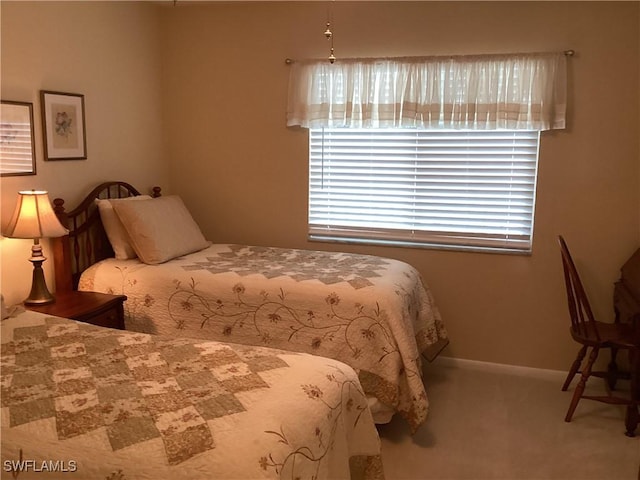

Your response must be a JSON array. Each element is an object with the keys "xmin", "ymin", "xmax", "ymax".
[
  {"xmin": 309, "ymin": 128, "xmax": 540, "ymax": 253},
  {"xmin": 289, "ymin": 52, "xmax": 566, "ymax": 253}
]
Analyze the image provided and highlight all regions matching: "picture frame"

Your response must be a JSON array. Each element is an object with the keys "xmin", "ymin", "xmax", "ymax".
[
  {"xmin": 0, "ymin": 100, "xmax": 36, "ymax": 177},
  {"xmin": 40, "ymin": 90, "xmax": 87, "ymax": 160}
]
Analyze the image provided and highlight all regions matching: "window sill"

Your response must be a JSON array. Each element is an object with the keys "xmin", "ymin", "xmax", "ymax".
[{"xmin": 308, "ymin": 234, "xmax": 532, "ymax": 256}]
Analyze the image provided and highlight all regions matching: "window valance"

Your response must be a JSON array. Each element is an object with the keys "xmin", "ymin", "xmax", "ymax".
[{"xmin": 287, "ymin": 52, "xmax": 567, "ymax": 131}]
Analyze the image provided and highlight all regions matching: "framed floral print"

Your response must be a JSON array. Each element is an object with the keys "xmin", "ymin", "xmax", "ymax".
[
  {"xmin": 40, "ymin": 90, "xmax": 87, "ymax": 160},
  {"xmin": 0, "ymin": 100, "xmax": 36, "ymax": 176}
]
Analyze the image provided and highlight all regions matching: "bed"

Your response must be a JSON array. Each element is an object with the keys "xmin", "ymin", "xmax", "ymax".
[
  {"xmin": 1, "ymin": 307, "xmax": 384, "ymax": 479},
  {"xmin": 52, "ymin": 181, "xmax": 449, "ymax": 432}
]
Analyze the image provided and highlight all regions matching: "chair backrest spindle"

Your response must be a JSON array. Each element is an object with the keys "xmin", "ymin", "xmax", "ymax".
[{"xmin": 558, "ymin": 235, "xmax": 601, "ymax": 342}]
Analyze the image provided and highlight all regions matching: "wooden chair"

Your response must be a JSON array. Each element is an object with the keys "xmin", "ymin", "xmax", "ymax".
[{"xmin": 558, "ymin": 235, "xmax": 638, "ymax": 429}]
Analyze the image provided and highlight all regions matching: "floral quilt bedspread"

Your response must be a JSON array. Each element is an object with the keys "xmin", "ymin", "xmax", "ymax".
[
  {"xmin": 79, "ymin": 244, "xmax": 449, "ymax": 431},
  {"xmin": 1, "ymin": 309, "xmax": 383, "ymax": 479}
]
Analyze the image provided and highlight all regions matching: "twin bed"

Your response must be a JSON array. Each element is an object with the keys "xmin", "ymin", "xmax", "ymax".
[{"xmin": 1, "ymin": 307, "xmax": 383, "ymax": 479}]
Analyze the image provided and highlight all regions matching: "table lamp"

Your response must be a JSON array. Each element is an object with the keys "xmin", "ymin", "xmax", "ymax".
[{"xmin": 3, "ymin": 190, "xmax": 69, "ymax": 305}]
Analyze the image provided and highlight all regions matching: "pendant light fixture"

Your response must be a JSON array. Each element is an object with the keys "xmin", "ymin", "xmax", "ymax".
[{"xmin": 325, "ymin": 1, "xmax": 336, "ymax": 63}]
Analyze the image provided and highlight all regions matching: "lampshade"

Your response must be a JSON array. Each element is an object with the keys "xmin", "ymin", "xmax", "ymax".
[{"xmin": 4, "ymin": 190, "xmax": 68, "ymax": 239}]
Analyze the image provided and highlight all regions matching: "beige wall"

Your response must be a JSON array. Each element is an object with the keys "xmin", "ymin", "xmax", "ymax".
[
  {"xmin": 1, "ymin": 1, "xmax": 638, "ymax": 372},
  {"xmin": 0, "ymin": 1, "xmax": 169, "ymax": 305},
  {"xmin": 160, "ymin": 1, "xmax": 639, "ymax": 371}
]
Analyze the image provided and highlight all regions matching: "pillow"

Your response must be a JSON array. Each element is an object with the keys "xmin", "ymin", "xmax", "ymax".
[
  {"xmin": 96, "ymin": 195, "xmax": 151, "ymax": 260},
  {"xmin": 112, "ymin": 195, "xmax": 209, "ymax": 264}
]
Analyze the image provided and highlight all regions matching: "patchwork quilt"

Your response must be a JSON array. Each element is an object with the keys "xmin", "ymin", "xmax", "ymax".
[
  {"xmin": 1, "ymin": 309, "xmax": 384, "ymax": 479},
  {"xmin": 79, "ymin": 244, "xmax": 449, "ymax": 432}
]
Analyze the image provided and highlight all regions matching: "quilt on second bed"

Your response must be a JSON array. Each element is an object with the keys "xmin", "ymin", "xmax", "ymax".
[
  {"xmin": 79, "ymin": 243, "xmax": 449, "ymax": 431},
  {"xmin": 1, "ymin": 309, "xmax": 383, "ymax": 479}
]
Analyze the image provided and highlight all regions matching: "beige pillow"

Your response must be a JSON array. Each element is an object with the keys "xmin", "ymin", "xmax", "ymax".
[
  {"xmin": 96, "ymin": 195, "xmax": 151, "ymax": 259},
  {"xmin": 112, "ymin": 195, "xmax": 209, "ymax": 264}
]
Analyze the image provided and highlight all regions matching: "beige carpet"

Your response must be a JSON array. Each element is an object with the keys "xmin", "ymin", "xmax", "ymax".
[{"xmin": 377, "ymin": 357, "xmax": 640, "ymax": 480}]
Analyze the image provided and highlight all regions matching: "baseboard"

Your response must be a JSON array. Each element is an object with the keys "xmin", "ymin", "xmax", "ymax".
[{"xmin": 432, "ymin": 355, "xmax": 567, "ymax": 381}]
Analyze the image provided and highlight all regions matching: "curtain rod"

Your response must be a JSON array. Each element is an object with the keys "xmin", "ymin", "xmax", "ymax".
[{"xmin": 285, "ymin": 50, "xmax": 575, "ymax": 65}]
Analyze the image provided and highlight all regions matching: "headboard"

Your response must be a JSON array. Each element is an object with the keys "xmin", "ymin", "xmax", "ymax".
[{"xmin": 51, "ymin": 181, "xmax": 161, "ymax": 293}]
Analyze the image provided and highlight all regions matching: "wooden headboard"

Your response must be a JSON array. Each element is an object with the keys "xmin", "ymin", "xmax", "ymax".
[{"xmin": 52, "ymin": 181, "xmax": 161, "ymax": 293}]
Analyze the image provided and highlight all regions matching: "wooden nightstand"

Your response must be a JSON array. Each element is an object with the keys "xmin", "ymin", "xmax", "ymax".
[{"xmin": 26, "ymin": 291, "xmax": 127, "ymax": 330}]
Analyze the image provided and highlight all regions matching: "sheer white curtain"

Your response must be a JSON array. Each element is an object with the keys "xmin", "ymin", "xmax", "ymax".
[{"xmin": 287, "ymin": 52, "xmax": 567, "ymax": 131}]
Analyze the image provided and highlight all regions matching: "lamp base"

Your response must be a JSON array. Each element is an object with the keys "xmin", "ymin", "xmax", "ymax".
[
  {"xmin": 23, "ymin": 241, "xmax": 55, "ymax": 306},
  {"xmin": 24, "ymin": 298, "xmax": 55, "ymax": 306}
]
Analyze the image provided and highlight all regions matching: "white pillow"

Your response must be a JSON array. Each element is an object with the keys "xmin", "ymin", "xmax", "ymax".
[
  {"xmin": 112, "ymin": 195, "xmax": 209, "ymax": 264},
  {"xmin": 96, "ymin": 195, "xmax": 151, "ymax": 260}
]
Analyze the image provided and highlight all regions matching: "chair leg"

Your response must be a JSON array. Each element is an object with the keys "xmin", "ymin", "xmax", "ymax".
[
  {"xmin": 562, "ymin": 345, "xmax": 588, "ymax": 392},
  {"xmin": 607, "ymin": 346, "xmax": 619, "ymax": 391},
  {"xmin": 565, "ymin": 346, "xmax": 599, "ymax": 423},
  {"xmin": 624, "ymin": 347, "xmax": 639, "ymax": 437}
]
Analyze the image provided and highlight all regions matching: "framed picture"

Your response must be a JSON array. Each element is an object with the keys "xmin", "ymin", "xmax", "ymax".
[
  {"xmin": 41, "ymin": 90, "xmax": 87, "ymax": 160},
  {"xmin": 0, "ymin": 100, "xmax": 36, "ymax": 177}
]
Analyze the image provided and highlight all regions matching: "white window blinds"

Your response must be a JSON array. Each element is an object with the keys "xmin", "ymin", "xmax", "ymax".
[{"xmin": 309, "ymin": 128, "xmax": 540, "ymax": 252}]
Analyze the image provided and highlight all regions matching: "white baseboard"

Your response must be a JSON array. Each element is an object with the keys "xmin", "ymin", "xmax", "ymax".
[{"xmin": 431, "ymin": 355, "xmax": 567, "ymax": 381}]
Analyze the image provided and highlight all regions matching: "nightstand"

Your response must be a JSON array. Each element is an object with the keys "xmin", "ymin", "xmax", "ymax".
[{"xmin": 26, "ymin": 290, "xmax": 127, "ymax": 330}]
